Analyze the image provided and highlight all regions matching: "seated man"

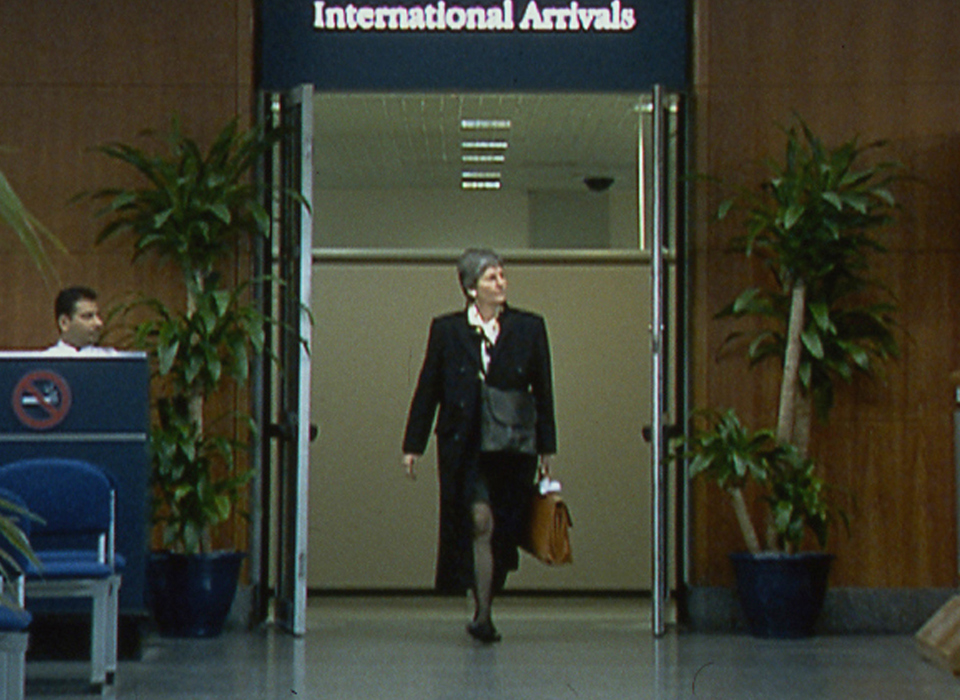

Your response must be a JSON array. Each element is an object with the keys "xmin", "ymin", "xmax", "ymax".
[{"xmin": 44, "ymin": 286, "xmax": 117, "ymax": 355}]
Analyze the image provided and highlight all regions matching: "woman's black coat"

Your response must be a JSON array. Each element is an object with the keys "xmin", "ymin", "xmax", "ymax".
[{"xmin": 403, "ymin": 305, "xmax": 557, "ymax": 592}]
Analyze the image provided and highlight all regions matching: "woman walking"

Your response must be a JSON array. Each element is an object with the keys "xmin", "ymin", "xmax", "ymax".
[{"xmin": 402, "ymin": 248, "xmax": 557, "ymax": 643}]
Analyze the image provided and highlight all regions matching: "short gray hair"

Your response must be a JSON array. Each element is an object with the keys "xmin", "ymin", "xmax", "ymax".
[{"xmin": 456, "ymin": 248, "xmax": 502, "ymax": 297}]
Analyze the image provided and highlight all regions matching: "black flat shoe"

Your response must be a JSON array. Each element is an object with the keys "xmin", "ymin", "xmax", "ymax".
[{"xmin": 467, "ymin": 621, "xmax": 502, "ymax": 644}]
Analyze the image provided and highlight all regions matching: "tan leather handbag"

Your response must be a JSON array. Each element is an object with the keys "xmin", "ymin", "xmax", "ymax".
[{"xmin": 522, "ymin": 492, "xmax": 573, "ymax": 565}]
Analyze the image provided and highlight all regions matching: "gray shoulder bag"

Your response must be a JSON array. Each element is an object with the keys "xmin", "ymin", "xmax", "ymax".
[{"xmin": 479, "ymin": 384, "xmax": 537, "ymax": 454}]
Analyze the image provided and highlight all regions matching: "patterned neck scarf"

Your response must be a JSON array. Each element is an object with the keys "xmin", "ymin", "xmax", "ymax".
[{"xmin": 467, "ymin": 303, "xmax": 500, "ymax": 376}]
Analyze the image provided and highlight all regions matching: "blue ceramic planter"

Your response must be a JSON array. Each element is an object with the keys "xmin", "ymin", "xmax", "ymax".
[
  {"xmin": 730, "ymin": 551, "xmax": 834, "ymax": 639},
  {"xmin": 148, "ymin": 551, "xmax": 245, "ymax": 638}
]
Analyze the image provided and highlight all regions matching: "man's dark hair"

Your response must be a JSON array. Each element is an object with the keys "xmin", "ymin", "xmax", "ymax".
[{"xmin": 54, "ymin": 286, "xmax": 98, "ymax": 321}]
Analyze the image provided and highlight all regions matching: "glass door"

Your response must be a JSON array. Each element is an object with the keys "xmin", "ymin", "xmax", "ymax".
[{"xmin": 260, "ymin": 84, "xmax": 314, "ymax": 635}]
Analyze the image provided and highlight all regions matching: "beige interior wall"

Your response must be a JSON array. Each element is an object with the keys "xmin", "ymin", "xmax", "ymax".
[
  {"xmin": 315, "ymin": 189, "xmax": 529, "ymax": 249},
  {"xmin": 308, "ymin": 260, "xmax": 652, "ymax": 590},
  {"xmin": 314, "ymin": 186, "xmax": 638, "ymax": 251}
]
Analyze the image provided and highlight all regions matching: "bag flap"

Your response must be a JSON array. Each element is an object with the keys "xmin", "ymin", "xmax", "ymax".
[{"xmin": 484, "ymin": 386, "xmax": 536, "ymax": 425}]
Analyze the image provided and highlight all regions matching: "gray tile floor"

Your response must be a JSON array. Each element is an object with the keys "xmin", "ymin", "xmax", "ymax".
[{"xmin": 24, "ymin": 596, "xmax": 960, "ymax": 699}]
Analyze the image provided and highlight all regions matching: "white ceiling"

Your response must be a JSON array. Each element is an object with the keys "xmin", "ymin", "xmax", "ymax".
[{"xmin": 312, "ymin": 92, "xmax": 644, "ymax": 192}]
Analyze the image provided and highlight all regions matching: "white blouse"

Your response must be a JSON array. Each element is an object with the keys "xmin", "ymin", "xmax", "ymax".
[{"xmin": 467, "ymin": 304, "xmax": 500, "ymax": 376}]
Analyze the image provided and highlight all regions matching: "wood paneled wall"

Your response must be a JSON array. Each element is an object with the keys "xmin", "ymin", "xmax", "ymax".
[
  {"xmin": 692, "ymin": 0, "xmax": 960, "ymax": 587},
  {"xmin": 0, "ymin": 1, "xmax": 255, "ymax": 550}
]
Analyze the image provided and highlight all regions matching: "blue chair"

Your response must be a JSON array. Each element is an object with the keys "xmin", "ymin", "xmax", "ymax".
[
  {"xmin": 0, "ymin": 487, "xmax": 33, "ymax": 700},
  {"xmin": 0, "ymin": 458, "xmax": 121, "ymax": 690}
]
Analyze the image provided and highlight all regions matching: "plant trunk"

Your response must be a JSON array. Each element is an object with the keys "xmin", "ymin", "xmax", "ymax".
[
  {"xmin": 768, "ymin": 278, "xmax": 807, "ymax": 550},
  {"xmin": 184, "ymin": 269, "xmax": 208, "ymax": 553},
  {"xmin": 794, "ymin": 392, "xmax": 813, "ymax": 459},
  {"xmin": 776, "ymin": 279, "xmax": 807, "ymax": 446},
  {"xmin": 184, "ymin": 277, "xmax": 205, "ymax": 436},
  {"xmin": 730, "ymin": 487, "xmax": 761, "ymax": 554}
]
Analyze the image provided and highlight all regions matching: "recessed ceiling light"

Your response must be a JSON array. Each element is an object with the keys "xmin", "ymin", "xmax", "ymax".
[
  {"xmin": 461, "ymin": 140, "xmax": 509, "ymax": 150},
  {"xmin": 461, "ymin": 180, "xmax": 502, "ymax": 190},
  {"xmin": 461, "ymin": 171, "xmax": 502, "ymax": 179},
  {"xmin": 460, "ymin": 119, "xmax": 512, "ymax": 130},
  {"xmin": 462, "ymin": 154, "xmax": 506, "ymax": 163}
]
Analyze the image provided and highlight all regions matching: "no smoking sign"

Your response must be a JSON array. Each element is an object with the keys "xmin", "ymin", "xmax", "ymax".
[{"xmin": 12, "ymin": 370, "xmax": 72, "ymax": 430}]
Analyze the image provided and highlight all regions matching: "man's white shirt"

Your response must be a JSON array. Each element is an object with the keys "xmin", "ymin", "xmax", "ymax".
[{"xmin": 42, "ymin": 340, "xmax": 119, "ymax": 356}]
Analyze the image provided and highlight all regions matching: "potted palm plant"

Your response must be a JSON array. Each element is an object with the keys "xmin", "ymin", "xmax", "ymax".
[
  {"xmin": 86, "ymin": 117, "xmax": 287, "ymax": 636},
  {"xmin": 715, "ymin": 117, "xmax": 900, "ymax": 459},
  {"xmin": 687, "ymin": 117, "xmax": 901, "ymax": 637},
  {"xmin": 679, "ymin": 408, "xmax": 842, "ymax": 637}
]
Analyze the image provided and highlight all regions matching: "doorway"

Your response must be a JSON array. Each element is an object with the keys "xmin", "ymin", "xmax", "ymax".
[{"xmin": 297, "ymin": 92, "xmax": 684, "ymax": 593}]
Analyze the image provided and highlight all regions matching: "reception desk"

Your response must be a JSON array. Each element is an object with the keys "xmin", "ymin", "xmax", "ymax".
[{"xmin": 0, "ymin": 352, "xmax": 149, "ymax": 618}]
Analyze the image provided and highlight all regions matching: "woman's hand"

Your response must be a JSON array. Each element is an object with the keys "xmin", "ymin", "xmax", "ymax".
[
  {"xmin": 402, "ymin": 453, "xmax": 420, "ymax": 480},
  {"xmin": 537, "ymin": 454, "xmax": 553, "ymax": 480}
]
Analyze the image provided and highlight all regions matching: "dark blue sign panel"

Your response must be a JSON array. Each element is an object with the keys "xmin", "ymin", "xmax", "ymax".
[
  {"xmin": 0, "ymin": 352, "xmax": 150, "ymax": 616},
  {"xmin": 260, "ymin": 0, "xmax": 688, "ymax": 91}
]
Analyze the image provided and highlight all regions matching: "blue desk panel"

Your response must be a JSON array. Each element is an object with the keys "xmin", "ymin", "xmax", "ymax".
[{"xmin": 0, "ymin": 352, "xmax": 149, "ymax": 615}]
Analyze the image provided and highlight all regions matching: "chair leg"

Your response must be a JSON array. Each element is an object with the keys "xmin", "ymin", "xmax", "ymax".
[
  {"xmin": 106, "ymin": 575, "xmax": 120, "ymax": 684},
  {"xmin": 9, "ymin": 644, "xmax": 25, "ymax": 700},
  {"xmin": 0, "ymin": 633, "xmax": 28, "ymax": 700},
  {"xmin": 90, "ymin": 581, "xmax": 108, "ymax": 688}
]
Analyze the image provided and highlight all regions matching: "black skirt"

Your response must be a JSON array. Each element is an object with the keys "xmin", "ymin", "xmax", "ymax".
[{"xmin": 460, "ymin": 451, "xmax": 538, "ymax": 592}]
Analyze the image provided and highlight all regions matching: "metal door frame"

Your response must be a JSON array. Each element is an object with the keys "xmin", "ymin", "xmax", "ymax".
[
  {"xmin": 255, "ymin": 84, "xmax": 314, "ymax": 636},
  {"xmin": 255, "ymin": 86, "xmax": 686, "ymax": 636},
  {"xmin": 645, "ymin": 86, "xmax": 686, "ymax": 636}
]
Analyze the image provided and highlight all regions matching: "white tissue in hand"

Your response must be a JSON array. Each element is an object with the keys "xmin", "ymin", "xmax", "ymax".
[{"xmin": 537, "ymin": 477, "xmax": 562, "ymax": 495}]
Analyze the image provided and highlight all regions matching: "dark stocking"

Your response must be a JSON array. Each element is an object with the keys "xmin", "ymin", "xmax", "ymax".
[{"xmin": 471, "ymin": 502, "xmax": 495, "ymax": 625}]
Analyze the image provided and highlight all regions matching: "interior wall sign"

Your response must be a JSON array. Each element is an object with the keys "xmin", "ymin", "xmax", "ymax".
[
  {"xmin": 313, "ymin": 0, "xmax": 638, "ymax": 33},
  {"xmin": 261, "ymin": 0, "xmax": 688, "ymax": 91}
]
